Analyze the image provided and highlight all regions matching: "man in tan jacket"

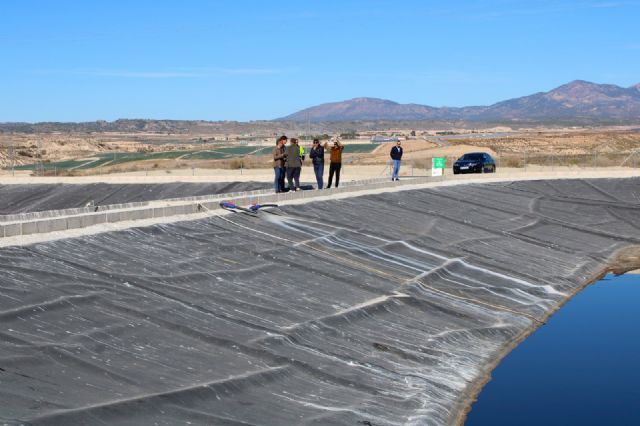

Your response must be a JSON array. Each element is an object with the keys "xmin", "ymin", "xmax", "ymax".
[
  {"xmin": 272, "ymin": 135, "xmax": 287, "ymax": 192},
  {"xmin": 324, "ymin": 138, "xmax": 344, "ymax": 188}
]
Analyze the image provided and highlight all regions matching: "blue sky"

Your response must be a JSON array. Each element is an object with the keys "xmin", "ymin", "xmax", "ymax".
[{"xmin": 2, "ymin": 0, "xmax": 639, "ymax": 122}]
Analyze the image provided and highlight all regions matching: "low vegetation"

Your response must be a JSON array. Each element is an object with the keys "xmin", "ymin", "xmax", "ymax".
[{"xmin": 2, "ymin": 128, "xmax": 639, "ymax": 175}]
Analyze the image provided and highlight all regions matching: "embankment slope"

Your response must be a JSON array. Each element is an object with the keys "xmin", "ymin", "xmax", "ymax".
[{"xmin": 1, "ymin": 177, "xmax": 639, "ymax": 425}]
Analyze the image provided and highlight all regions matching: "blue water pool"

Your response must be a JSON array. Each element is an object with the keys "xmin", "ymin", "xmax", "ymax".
[{"xmin": 466, "ymin": 273, "xmax": 640, "ymax": 426}]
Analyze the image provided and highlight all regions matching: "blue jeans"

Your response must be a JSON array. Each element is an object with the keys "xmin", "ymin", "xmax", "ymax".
[
  {"xmin": 274, "ymin": 167, "xmax": 285, "ymax": 192},
  {"xmin": 313, "ymin": 162, "xmax": 324, "ymax": 189},
  {"xmin": 392, "ymin": 159, "xmax": 401, "ymax": 180}
]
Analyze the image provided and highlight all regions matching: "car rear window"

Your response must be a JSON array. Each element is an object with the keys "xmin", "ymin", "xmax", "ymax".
[{"xmin": 461, "ymin": 153, "xmax": 484, "ymax": 160}]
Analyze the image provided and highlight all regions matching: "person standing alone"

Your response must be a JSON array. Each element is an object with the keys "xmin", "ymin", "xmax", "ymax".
[
  {"xmin": 272, "ymin": 135, "xmax": 287, "ymax": 192},
  {"xmin": 324, "ymin": 138, "xmax": 344, "ymax": 188},
  {"xmin": 309, "ymin": 139, "xmax": 324, "ymax": 189},
  {"xmin": 390, "ymin": 140, "xmax": 403, "ymax": 181},
  {"xmin": 285, "ymin": 137, "xmax": 303, "ymax": 191}
]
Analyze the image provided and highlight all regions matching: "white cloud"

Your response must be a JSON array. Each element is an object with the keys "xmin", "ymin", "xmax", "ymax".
[
  {"xmin": 212, "ymin": 67, "xmax": 285, "ymax": 75},
  {"xmin": 30, "ymin": 67, "xmax": 290, "ymax": 78},
  {"xmin": 76, "ymin": 70, "xmax": 204, "ymax": 78}
]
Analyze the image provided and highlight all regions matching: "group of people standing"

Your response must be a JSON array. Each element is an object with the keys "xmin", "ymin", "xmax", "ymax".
[
  {"xmin": 272, "ymin": 135, "xmax": 344, "ymax": 192},
  {"xmin": 272, "ymin": 136, "xmax": 404, "ymax": 193}
]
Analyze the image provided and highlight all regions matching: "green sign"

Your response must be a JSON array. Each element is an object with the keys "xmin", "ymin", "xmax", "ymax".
[{"xmin": 432, "ymin": 157, "xmax": 445, "ymax": 177}]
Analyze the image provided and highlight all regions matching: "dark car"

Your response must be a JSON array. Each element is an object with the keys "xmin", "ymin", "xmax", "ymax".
[{"xmin": 453, "ymin": 152, "xmax": 496, "ymax": 174}]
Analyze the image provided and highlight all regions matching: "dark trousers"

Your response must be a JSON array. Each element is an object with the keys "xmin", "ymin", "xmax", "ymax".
[
  {"xmin": 286, "ymin": 167, "xmax": 301, "ymax": 190},
  {"xmin": 327, "ymin": 163, "xmax": 341, "ymax": 188},
  {"xmin": 274, "ymin": 167, "xmax": 286, "ymax": 192},
  {"xmin": 278, "ymin": 167, "xmax": 286, "ymax": 192},
  {"xmin": 313, "ymin": 162, "xmax": 324, "ymax": 189}
]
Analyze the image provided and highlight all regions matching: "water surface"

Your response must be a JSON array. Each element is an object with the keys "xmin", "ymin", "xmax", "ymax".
[{"xmin": 466, "ymin": 273, "xmax": 640, "ymax": 426}]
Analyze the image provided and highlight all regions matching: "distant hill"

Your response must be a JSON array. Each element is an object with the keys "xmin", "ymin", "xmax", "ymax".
[
  {"xmin": 0, "ymin": 119, "xmax": 196, "ymax": 134},
  {"xmin": 0, "ymin": 119, "xmax": 300, "ymax": 135},
  {"xmin": 277, "ymin": 97, "xmax": 446, "ymax": 122},
  {"xmin": 279, "ymin": 80, "xmax": 640, "ymax": 123},
  {"xmin": 2, "ymin": 80, "xmax": 640, "ymax": 133}
]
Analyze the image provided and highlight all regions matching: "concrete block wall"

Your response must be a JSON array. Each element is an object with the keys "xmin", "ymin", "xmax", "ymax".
[
  {"xmin": 0, "ymin": 200, "xmax": 152, "ymax": 224},
  {"xmin": 1, "ymin": 177, "xmax": 433, "ymax": 239}
]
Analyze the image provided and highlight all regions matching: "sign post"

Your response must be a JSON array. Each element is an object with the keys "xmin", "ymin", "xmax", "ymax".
[{"xmin": 432, "ymin": 157, "xmax": 445, "ymax": 177}]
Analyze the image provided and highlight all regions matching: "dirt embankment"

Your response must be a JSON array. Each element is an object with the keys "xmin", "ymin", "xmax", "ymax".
[
  {"xmin": 446, "ymin": 130, "xmax": 640, "ymax": 155},
  {"xmin": 3, "ymin": 129, "xmax": 640, "ymax": 173}
]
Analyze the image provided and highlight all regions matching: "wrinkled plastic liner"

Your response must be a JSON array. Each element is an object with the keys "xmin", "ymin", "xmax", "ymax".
[
  {"xmin": 0, "ymin": 182, "xmax": 270, "ymax": 214},
  {"xmin": 0, "ymin": 178, "xmax": 639, "ymax": 425}
]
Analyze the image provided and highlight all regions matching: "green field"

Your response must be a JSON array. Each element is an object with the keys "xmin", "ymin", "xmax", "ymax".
[
  {"xmin": 8, "ymin": 146, "xmax": 275, "ymax": 171},
  {"xmin": 131, "ymin": 139, "xmax": 193, "ymax": 145},
  {"xmin": 341, "ymin": 143, "xmax": 380, "ymax": 153},
  {"xmin": 11, "ymin": 151, "xmax": 187, "ymax": 171},
  {"xmin": 7, "ymin": 144, "xmax": 379, "ymax": 172},
  {"xmin": 295, "ymin": 143, "xmax": 380, "ymax": 154}
]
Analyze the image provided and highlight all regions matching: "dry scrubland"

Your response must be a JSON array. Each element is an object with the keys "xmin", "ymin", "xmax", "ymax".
[
  {"xmin": 353, "ymin": 129, "xmax": 640, "ymax": 170},
  {"xmin": 1, "ymin": 128, "xmax": 640, "ymax": 177},
  {"xmin": 0, "ymin": 132, "xmax": 221, "ymax": 168},
  {"xmin": 443, "ymin": 130, "xmax": 640, "ymax": 168}
]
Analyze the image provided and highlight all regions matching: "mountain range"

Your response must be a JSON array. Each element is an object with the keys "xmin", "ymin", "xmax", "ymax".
[
  {"xmin": 279, "ymin": 80, "xmax": 640, "ymax": 123},
  {"xmin": 2, "ymin": 80, "xmax": 639, "ymax": 133}
]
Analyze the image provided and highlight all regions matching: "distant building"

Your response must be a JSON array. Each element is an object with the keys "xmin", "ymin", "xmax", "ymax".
[{"xmin": 370, "ymin": 135, "xmax": 400, "ymax": 143}]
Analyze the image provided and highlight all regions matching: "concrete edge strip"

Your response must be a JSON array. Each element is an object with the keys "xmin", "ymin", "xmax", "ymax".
[
  {"xmin": 0, "ymin": 178, "xmax": 425, "ymax": 242},
  {"xmin": 1, "ymin": 171, "xmax": 638, "ymax": 246},
  {"xmin": 0, "ymin": 176, "xmax": 399, "ymax": 224}
]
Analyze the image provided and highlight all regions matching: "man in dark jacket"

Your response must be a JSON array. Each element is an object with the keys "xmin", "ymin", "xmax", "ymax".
[
  {"xmin": 285, "ymin": 138, "xmax": 302, "ymax": 191},
  {"xmin": 309, "ymin": 139, "xmax": 324, "ymax": 189},
  {"xmin": 390, "ymin": 141, "xmax": 403, "ymax": 181},
  {"xmin": 272, "ymin": 135, "xmax": 287, "ymax": 192}
]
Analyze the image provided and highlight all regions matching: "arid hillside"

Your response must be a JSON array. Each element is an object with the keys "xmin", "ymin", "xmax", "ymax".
[{"xmin": 2, "ymin": 128, "xmax": 640, "ymax": 174}]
